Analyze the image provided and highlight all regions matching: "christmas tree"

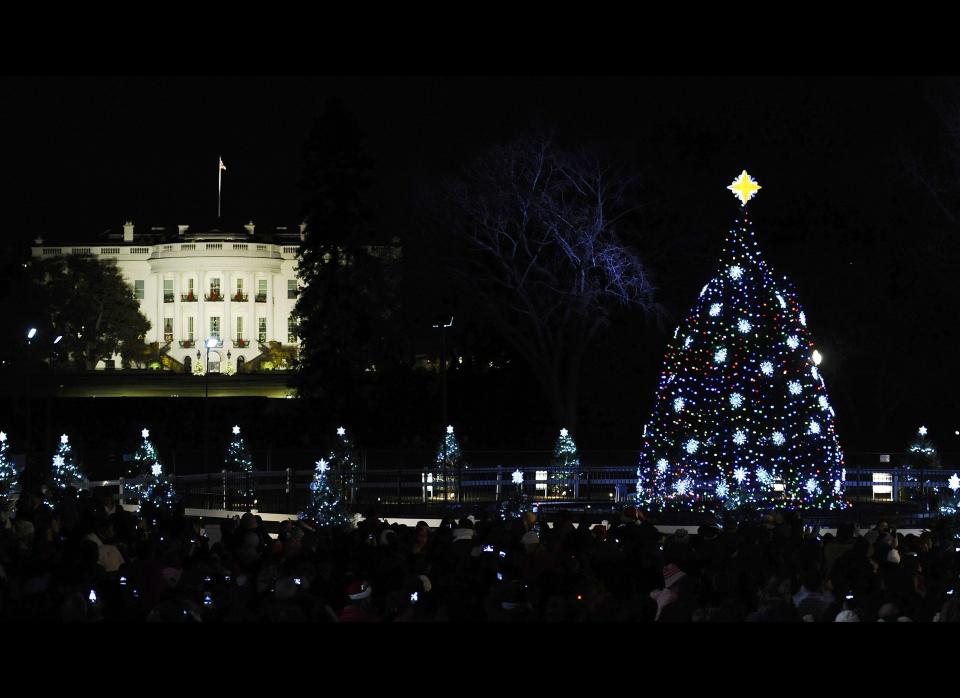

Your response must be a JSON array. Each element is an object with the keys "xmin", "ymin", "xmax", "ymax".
[
  {"xmin": 225, "ymin": 425, "xmax": 254, "ymax": 472},
  {"xmin": 134, "ymin": 428, "xmax": 177, "ymax": 512},
  {"xmin": 299, "ymin": 457, "xmax": 351, "ymax": 527},
  {"xmin": 904, "ymin": 426, "xmax": 940, "ymax": 470},
  {"xmin": 499, "ymin": 468, "xmax": 528, "ymax": 521},
  {"xmin": 328, "ymin": 426, "xmax": 359, "ymax": 503},
  {"xmin": 636, "ymin": 171, "xmax": 846, "ymax": 513},
  {"xmin": 550, "ymin": 428, "xmax": 579, "ymax": 498},
  {"xmin": 48, "ymin": 433, "xmax": 86, "ymax": 504},
  {"xmin": 225, "ymin": 425, "xmax": 255, "ymax": 506},
  {"xmin": 940, "ymin": 473, "xmax": 960, "ymax": 515},
  {"xmin": 431, "ymin": 425, "xmax": 463, "ymax": 500},
  {"xmin": 0, "ymin": 430, "xmax": 17, "ymax": 499}
]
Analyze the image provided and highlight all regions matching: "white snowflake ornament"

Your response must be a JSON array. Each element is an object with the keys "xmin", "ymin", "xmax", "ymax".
[
  {"xmin": 512, "ymin": 469, "xmax": 524, "ymax": 485},
  {"xmin": 733, "ymin": 467, "xmax": 748, "ymax": 484},
  {"xmin": 151, "ymin": 463, "xmax": 162, "ymax": 477},
  {"xmin": 141, "ymin": 428, "xmax": 150, "ymax": 439},
  {"xmin": 60, "ymin": 434, "xmax": 69, "ymax": 445},
  {"xmin": 232, "ymin": 425, "xmax": 241, "ymax": 435}
]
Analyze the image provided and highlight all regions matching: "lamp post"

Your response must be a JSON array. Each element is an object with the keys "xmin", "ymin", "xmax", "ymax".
[
  {"xmin": 24, "ymin": 328, "xmax": 37, "ymax": 453},
  {"xmin": 203, "ymin": 337, "xmax": 218, "ymax": 470},
  {"xmin": 432, "ymin": 316, "xmax": 453, "ymax": 501}
]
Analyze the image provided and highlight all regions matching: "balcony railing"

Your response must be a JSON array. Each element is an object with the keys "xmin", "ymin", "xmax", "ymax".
[
  {"xmin": 179, "ymin": 339, "xmax": 195, "ymax": 348},
  {"xmin": 255, "ymin": 293, "xmax": 267, "ymax": 303},
  {"xmin": 234, "ymin": 338, "xmax": 250, "ymax": 348},
  {"xmin": 181, "ymin": 293, "xmax": 197, "ymax": 302},
  {"xmin": 232, "ymin": 292, "xmax": 248, "ymax": 302},
  {"xmin": 205, "ymin": 292, "xmax": 223, "ymax": 302},
  {"xmin": 163, "ymin": 294, "xmax": 174, "ymax": 303}
]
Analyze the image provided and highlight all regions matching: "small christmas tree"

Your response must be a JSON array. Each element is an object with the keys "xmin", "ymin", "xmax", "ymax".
[
  {"xmin": 48, "ymin": 433, "xmax": 85, "ymax": 504},
  {"xmin": 225, "ymin": 425, "xmax": 255, "ymax": 506},
  {"xmin": 0, "ymin": 430, "xmax": 18, "ymax": 500},
  {"xmin": 499, "ymin": 468, "xmax": 528, "ymax": 521},
  {"xmin": 550, "ymin": 428, "xmax": 579, "ymax": 498},
  {"xmin": 193, "ymin": 357, "xmax": 205, "ymax": 376},
  {"xmin": 431, "ymin": 425, "xmax": 463, "ymax": 500},
  {"xmin": 134, "ymin": 428, "xmax": 177, "ymax": 512},
  {"xmin": 300, "ymin": 457, "xmax": 351, "ymax": 527},
  {"xmin": 904, "ymin": 426, "xmax": 940, "ymax": 470},
  {"xmin": 940, "ymin": 473, "xmax": 960, "ymax": 515},
  {"xmin": 225, "ymin": 425, "xmax": 254, "ymax": 472},
  {"xmin": 328, "ymin": 426, "xmax": 360, "ymax": 504}
]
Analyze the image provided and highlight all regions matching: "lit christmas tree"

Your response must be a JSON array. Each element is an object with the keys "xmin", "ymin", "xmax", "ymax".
[
  {"xmin": 0, "ymin": 430, "xmax": 17, "ymax": 499},
  {"xmin": 48, "ymin": 433, "xmax": 86, "ymax": 504},
  {"xmin": 636, "ymin": 171, "xmax": 847, "ymax": 513},
  {"xmin": 299, "ymin": 458, "xmax": 351, "ymax": 527},
  {"xmin": 550, "ymin": 427, "xmax": 579, "ymax": 498},
  {"xmin": 225, "ymin": 425, "xmax": 255, "ymax": 507},
  {"xmin": 134, "ymin": 428, "xmax": 177, "ymax": 512},
  {"xmin": 328, "ymin": 426, "xmax": 359, "ymax": 504},
  {"xmin": 499, "ymin": 468, "xmax": 528, "ymax": 521},
  {"xmin": 904, "ymin": 426, "xmax": 940, "ymax": 470},
  {"xmin": 225, "ymin": 425, "xmax": 254, "ymax": 472},
  {"xmin": 431, "ymin": 425, "xmax": 463, "ymax": 500}
]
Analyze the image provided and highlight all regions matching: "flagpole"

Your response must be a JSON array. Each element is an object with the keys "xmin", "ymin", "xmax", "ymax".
[{"xmin": 218, "ymin": 155, "xmax": 222, "ymax": 218}]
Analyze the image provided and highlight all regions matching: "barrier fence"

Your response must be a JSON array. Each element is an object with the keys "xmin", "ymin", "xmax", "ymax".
[{"xmin": 78, "ymin": 465, "xmax": 959, "ymax": 518}]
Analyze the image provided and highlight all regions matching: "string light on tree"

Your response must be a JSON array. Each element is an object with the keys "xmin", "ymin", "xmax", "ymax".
[
  {"xmin": 0, "ymin": 429, "xmax": 17, "ymax": 498},
  {"xmin": 636, "ymin": 170, "xmax": 847, "ymax": 512},
  {"xmin": 47, "ymin": 433, "xmax": 86, "ymax": 507},
  {"xmin": 300, "ymin": 457, "xmax": 351, "ymax": 527},
  {"xmin": 135, "ymin": 428, "xmax": 177, "ymax": 512},
  {"xmin": 550, "ymin": 427, "xmax": 580, "ymax": 498}
]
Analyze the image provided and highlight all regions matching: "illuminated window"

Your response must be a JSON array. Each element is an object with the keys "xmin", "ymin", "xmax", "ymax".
[
  {"xmin": 163, "ymin": 279, "xmax": 174, "ymax": 303},
  {"xmin": 258, "ymin": 317, "xmax": 267, "ymax": 344},
  {"xmin": 287, "ymin": 316, "xmax": 298, "ymax": 343},
  {"xmin": 163, "ymin": 317, "xmax": 173, "ymax": 343}
]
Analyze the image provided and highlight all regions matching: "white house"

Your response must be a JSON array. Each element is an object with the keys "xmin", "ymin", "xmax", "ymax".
[{"xmin": 30, "ymin": 220, "xmax": 303, "ymax": 373}]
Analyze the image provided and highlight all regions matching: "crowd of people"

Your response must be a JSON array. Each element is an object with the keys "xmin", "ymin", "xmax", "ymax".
[{"xmin": 2, "ymin": 488, "xmax": 960, "ymax": 622}]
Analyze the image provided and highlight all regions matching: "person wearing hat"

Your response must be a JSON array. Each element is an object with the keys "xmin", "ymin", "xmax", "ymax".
[
  {"xmin": 339, "ymin": 580, "xmax": 378, "ymax": 622},
  {"xmin": 650, "ymin": 563, "xmax": 686, "ymax": 621}
]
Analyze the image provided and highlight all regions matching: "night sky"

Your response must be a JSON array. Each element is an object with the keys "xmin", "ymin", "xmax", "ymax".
[{"xmin": 4, "ymin": 76, "xmax": 959, "ymax": 454}]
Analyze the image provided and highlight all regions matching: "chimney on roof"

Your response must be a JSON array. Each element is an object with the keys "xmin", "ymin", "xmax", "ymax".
[
  {"xmin": 34, "ymin": 236, "xmax": 44, "ymax": 245},
  {"xmin": 177, "ymin": 225, "xmax": 189, "ymax": 236},
  {"xmin": 299, "ymin": 221, "xmax": 307, "ymax": 241},
  {"xmin": 244, "ymin": 220, "xmax": 255, "ymax": 236},
  {"xmin": 123, "ymin": 221, "xmax": 134, "ymax": 242}
]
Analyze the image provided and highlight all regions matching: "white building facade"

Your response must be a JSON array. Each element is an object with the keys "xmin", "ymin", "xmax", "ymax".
[{"xmin": 30, "ymin": 221, "xmax": 303, "ymax": 373}]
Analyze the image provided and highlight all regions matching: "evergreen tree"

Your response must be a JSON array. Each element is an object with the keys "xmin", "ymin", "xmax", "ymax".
[
  {"xmin": 134, "ymin": 428, "xmax": 177, "ymax": 512},
  {"xmin": 431, "ymin": 425, "xmax": 463, "ymax": 500},
  {"xmin": 328, "ymin": 426, "xmax": 359, "ymax": 504},
  {"xmin": 48, "ymin": 433, "xmax": 85, "ymax": 505},
  {"xmin": 550, "ymin": 427, "xmax": 579, "ymax": 498},
  {"xmin": 499, "ymin": 468, "xmax": 528, "ymax": 521},
  {"xmin": 293, "ymin": 99, "xmax": 400, "ymax": 410},
  {"xmin": 636, "ymin": 172, "xmax": 846, "ymax": 513},
  {"xmin": 225, "ymin": 425, "xmax": 254, "ymax": 472},
  {"xmin": 225, "ymin": 425, "xmax": 255, "ymax": 506},
  {"xmin": 0, "ymin": 430, "xmax": 17, "ymax": 500},
  {"xmin": 299, "ymin": 457, "xmax": 351, "ymax": 527},
  {"xmin": 904, "ymin": 426, "xmax": 941, "ymax": 470}
]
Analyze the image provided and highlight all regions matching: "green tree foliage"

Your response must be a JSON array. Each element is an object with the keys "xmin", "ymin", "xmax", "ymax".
[
  {"xmin": 0, "ymin": 431, "xmax": 17, "ymax": 498},
  {"xmin": 550, "ymin": 428, "xmax": 580, "ymax": 498},
  {"xmin": 327, "ymin": 426, "xmax": 359, "ymax": 504},
  {"xmin": 299, "ymin": 457, "xmax": 351, "ymax": 527},
  {"xmin": 47, "ymin": 433, "xmax": 85, "ymax": 506},
  {"xmin": 293, "ymin": 99, "xmax": 400, "ymax": 410},
  {"xmin": 904, "ymin": 426, "xmax": 941, "ymax": 470},
  {"xmin": 28, "ymin": 256, "xmax": 151, "ymax": 369}
]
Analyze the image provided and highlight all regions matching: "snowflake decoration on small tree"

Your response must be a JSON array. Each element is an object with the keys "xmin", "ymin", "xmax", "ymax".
[{"xmin": 733, "ymin": 467, "xmax": 748, "ymax": 484}]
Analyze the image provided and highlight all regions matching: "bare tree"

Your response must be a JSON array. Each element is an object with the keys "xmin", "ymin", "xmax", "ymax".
[{"xmin": 442, "ymin": 135, "xmax": 661, "ymax": 432}]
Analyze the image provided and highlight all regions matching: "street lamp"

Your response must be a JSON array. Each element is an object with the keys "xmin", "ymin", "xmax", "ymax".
[
  {"xmin": 203, "ymin": 336, "xmax": 218, "ymax": 471},
  {"xmin": 432, "ymin": 315, "xmax": 454, "ymax": 501}
]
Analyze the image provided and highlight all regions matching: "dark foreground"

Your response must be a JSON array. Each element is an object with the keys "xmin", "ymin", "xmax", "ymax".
[{"xmin": 2, "ymin": 489, "xmax": 959, "ymax": 622}]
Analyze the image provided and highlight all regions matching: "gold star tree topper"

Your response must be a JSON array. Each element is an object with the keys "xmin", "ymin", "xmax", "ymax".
[{"xmin": 727, "ymin": 169, "xmax": 762, "ymax": 205}]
